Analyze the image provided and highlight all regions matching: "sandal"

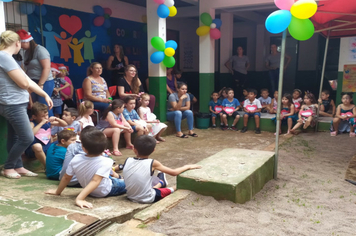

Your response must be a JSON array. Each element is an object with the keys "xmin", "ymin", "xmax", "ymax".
[
  {"xmin": 126, "ymin": 145, "xmax": 134, "ymax": 150},
  {"xmin": 1, "ymin": 170, "xmax": 21, "ymax": 179},
  {"xmin": 19, "ymin": 171, "xmax": 38, "ymax": 177},
  {"xmin": 188, "ymin": 133, "xmax": 198, "ymax": 137},
  {"xmin": 112, "ymin": 150, "xmax": 122, "ymax": 156},
  {"xmin": 330, "ymin": 131, "xmax": 337, "ymax": 137},
  {"xmin": 177, "ymin": 134, "xmax": 188, "ymax": 138}
]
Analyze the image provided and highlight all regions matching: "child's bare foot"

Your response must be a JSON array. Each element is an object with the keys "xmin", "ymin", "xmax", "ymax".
[
  {"xmin": 303, "ymin": 120, "xmax": 310, "ymax": 129},
  {"xmin": 156, "ymin": 140, "xmax": 160, "ymax": 144},
  {"xmin": 156, "ymin": 137, "xmax": 165, "ymax": 142}
]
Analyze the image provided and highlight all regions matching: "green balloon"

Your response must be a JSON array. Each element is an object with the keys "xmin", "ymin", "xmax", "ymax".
[
  {"xmin": 288, "ymin": 16, "xmax": 314, "ymax": 41},
  {"xmin": 163, "ymin": 56, "xmax": 175, "ymax": 68},
  {"xmin": 200, "ymin": 12, "xmax": 212, "ymax": 26},
  {"xmin": 151, "ymin": 37, "xmax": 165, "ymax": 51},
  {"xmin": 104, "ymin": 13, "xmax": 110, "ymax": 19}
]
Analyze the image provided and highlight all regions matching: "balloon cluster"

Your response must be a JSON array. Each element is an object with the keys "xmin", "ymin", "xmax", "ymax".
[
  {"xmin": 150, "ymin": 37, "xmax": 177, "ymax": 68},
  {"xmin": 154, "ymin": 0, "xmax": 177, "ymax": 18},
  {"xmin": 196, "ymin": 13, "xmax": 222, "ymax": 40},
  {"xmin": 93, "ymin": 5, "xmax": 112, "ymax": 28},
  {"xmin": 265, "ymin": 0, "xmax": 317, "ymax": 41}
]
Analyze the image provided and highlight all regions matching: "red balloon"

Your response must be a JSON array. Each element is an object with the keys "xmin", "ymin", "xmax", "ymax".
[
  {"xmin": 103, "ymin": 8, "xmax": 112, "ymax": 16},
  {"xmin": 210, "ymin": 28, "xmax": 221, "ymax": 40},
  {"xmin": 93, "ymin": 16, "xmax": 105, "ymax": 27}
]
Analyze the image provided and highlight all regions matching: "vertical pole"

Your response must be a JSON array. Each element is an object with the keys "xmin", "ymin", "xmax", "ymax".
[
  {"xmin": 39, "ymin": 4, "xmax": 44, "ymax": 45},
  {"xmin": 0, "ymin": 2, "xmax": 6, "ymax": 33},
  {"xmin": 274, "ymin": 30, "xmax": 287, "ymax": 179},
  {"xmin": 315, "ymin": 30, "xmax": 330, "ymax": 131}
]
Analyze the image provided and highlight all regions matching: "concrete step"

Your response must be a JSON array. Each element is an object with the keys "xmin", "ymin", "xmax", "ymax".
[{"xmin": 177, "ymin": 148, "xmax": 275, "ymax": 204}]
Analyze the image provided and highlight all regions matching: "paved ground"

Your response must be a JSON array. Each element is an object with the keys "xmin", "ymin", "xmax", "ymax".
[{"xmin": 0, "ymin": 128, "xmax": 283, "ymax": 235}]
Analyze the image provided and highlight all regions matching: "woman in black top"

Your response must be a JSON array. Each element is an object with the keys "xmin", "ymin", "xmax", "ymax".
[{"xmin": 106, "ymin": 44, "xmax": 129, "ymax": 86}]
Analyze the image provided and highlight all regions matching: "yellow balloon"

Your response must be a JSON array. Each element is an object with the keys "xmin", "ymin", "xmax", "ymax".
[
  {"xmin": 164, "ymin": 48, "xmax": 175, "ymax": 57},
  {"xmin": 290, "ymin": 0, "xmax": 317, "ymax": 19},
  {"xmin": 196, "ymin": 26, "xmax": 210, "ymax": 36},
  {"xmin": 168, "ymin": 6, "xmax": 177, "ymax": 17}
]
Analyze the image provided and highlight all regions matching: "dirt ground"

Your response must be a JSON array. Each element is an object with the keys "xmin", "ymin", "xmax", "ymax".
[{"xmin": 148, "ymin": 132, "xmax": 356, "ymax": 236}]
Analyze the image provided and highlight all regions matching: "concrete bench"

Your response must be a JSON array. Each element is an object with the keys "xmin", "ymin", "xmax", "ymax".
[{"xmin": 177, "ymin": 148, "xmax": 275, "ymax": 204}]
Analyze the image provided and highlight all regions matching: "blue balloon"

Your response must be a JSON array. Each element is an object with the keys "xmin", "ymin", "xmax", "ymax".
[
  {"xmin": 165, "ymin": 40, "xmax": 177, "ymax": 50},
  {"xmin": 265, "ymin": 10, "xmax": 292, "ymax": 34},
  {"xmin": 157, "ymin": 4, "xmax": 169, "ymax": 18},
  {"xmin": 93, "ymin": 5, "xmax": 104, "ymax": 16},
  {"xmin": 19, "ymin": 3, "xmax": 35, "ymax": 15},
  {"xmin": 150, "ymin": 51, "xmax": 165, "ymax": 64},
  {"xmin": 103, "ymin": 19, "xmax": 111, "ymax": 29},
  {"xmin": 212, "ymin": 19, "xmax": 222, "ymax": 29},
  {"xmin": 2, "ymin": 0, "xmax": 13, "ymax": 2},
  {"xmin": 35, "ymin": 5, "xmax": 47, "ymax": 16}
]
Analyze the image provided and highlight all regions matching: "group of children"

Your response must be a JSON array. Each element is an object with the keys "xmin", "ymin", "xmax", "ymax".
[{"xmin": 208, "ymin": 87, "xmax": 354, "ymax": 136}]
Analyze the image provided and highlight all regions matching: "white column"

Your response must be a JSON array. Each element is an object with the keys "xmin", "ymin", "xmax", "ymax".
[
  {"xmin": 199, "ymin": 6, "xmax": 215, "ymax": 73},
  {"xmin": 0, "ymin": 2, "xmax": 6, "ymax": 33},
  {"xmin": 147, "ymin": 0, "xmax": 166, "ymax": 77},
  {"xmin": 219, "ymin": 12, "xmax": 234, "ymax": 73}
]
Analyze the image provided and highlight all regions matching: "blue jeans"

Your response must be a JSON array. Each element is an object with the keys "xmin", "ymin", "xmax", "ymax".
[
  {"xmin": 268, "ymin": 68, "xmax": 280, "ymax": 93},
  {"xmin": 166, "ymin": 110, "xmax": 194, "ymax": 132},
  {"xmin": 31, "ymin": 80, "xmax": 55, "ymax": 117},
  {"xmin": 0, "ymin": 103, "xmax": 34, "ymax": 169},
  {"xmin": 107, "ymin": 176, "xmax": 126, "ymax": 196},
  {"xmin": 92, "ymin": 101, "xmax": 110, "ymax": 112}
]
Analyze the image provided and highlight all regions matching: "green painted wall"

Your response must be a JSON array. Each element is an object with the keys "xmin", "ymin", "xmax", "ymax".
[
  {"xmin": 149, "ymin": 76, "xmax": 167, "ymax": 121},
  {"xmin": 199, "ymin": 73, "xmax": 215, "ymax": 113}
]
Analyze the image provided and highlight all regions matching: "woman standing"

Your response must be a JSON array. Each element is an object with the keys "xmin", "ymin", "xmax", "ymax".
[
  {"xmin": 225, "ymin": 46, "xmax": 250, "ymax": 95},
  {"xmin": 166, "ymin": 82, "xmax": 197, "ymax": 138},
  {"xmin": 106, "ymin": 44, "xmax": 129, "ymax": 86},
  {"xmin": 118, "ymin": 65, "xmax": 155, "ymax": 112},
  {"xmin": 166, "ymin": 67, "xmax": 177, "ymax": 94},
  {"xmin": 17, "ymin": 29, "xmax": 54, "ymax": 116},
  {"xmin": 0, "ymin": 30, "xmax": 53, "ymax": 178},
  {"xmin": 83, "ymin": 62, "xmax": 112, "ymax": 112}
]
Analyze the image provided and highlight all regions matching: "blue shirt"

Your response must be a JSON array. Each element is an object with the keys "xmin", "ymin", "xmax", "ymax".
[
  {"xmin": 222, "ymin": 98, "xmax": 240, "ymax": 108},
  {"xmin": 59, "ymin": 142, "xmax": 84, "ymax": 186},
  {"xmin": 209, "ymin": 100, "xmax": 222, "ymax": 111},
  {"xmin": 123, "ymin": 108, "xmax": 140, "ymax": 121},
  {"xmin": 46, "ymin": 142, "xmax": 66, "ymax": 180}
]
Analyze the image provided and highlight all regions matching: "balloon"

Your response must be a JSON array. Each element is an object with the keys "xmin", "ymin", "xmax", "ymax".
[
  {"xmin": 168, "ymin": 6, "xmax": 177, "ymax": 17},
  {"xmin": 212, "ymin": 19, "xmax": 222, "ymax": 29},
  {"xmin": 288, "ymin": 16, "xmax": 315, "ymax": 41},
  {"xmin": 163, "ymin": 56, "xmax": 176, "ymax": 68},
  {"xmin": 150, "ymin": 51, "xmax": 165, "ymax": 64},
  {"xmin": 93, "ymin": 16, "xmax": 105, "ymax": 27},
  {"xmin": 164, "ymin": 48, "xmax": 175, "ymax": 57},
  {"xmin": 103, "ymin": 8, "xmax": 112, "ymax": 16},
  {"xmin": 104, "ymin": 13, "xmax": 110, "ymax": 19},
  {"xmin": 103, "ymin": 19, "xmax": 111, "ymax": 28},
  {"xmin": 210, "ymin": 23, "xmax": 216, "ymax": 29},
  {"xmin": 34, "ymin": 5, "xmax": 47, "ymax": 16},
  {"xmin": 210, "ymin": 28, "xmax": 221, "ymax": 40},
  {"xmin": 165, "ymin": 40, "xmax": 178, "ymax": 50},
  {"xmin": 274, "ymin": 0, "xmax": 294, "ymax": 10},
  {"xmin": 200, "ymin": 12, "xmax": 212, "ymax": 26},
  {"xmin": 19, "ymin": 3, "xmax": 35, "ymax": 15},
  {"xmin": 265, "ymin": 10, "xmax": 292, "ymax": 34},
  {"xmin": 196, "ymin": 26, "xmax": 210, "ymax": 36},
  {"xmin": 2, "ymin": 0, "xmax": 13, "ymax": 2},
  {"xmin": 157, "ymin": 4, "xmax": 170, "ymax": 18},
  {"xmin": 93, "ymin": 5, "xmax": 104, "ymax": 16},
  {"xmin": 290, "ymin": 0, "xmax": 317, "ymax": 19},
  {"xmin": 151, "ymin": 37, "xmax": 166, "ymax": 51},
  {"xmin": 164, "ymin": 0, "xmax": 175, "ymax": 7},
  {"xmin": 154, "ymin": 0, "xmax": 165, "ymax": 4}
]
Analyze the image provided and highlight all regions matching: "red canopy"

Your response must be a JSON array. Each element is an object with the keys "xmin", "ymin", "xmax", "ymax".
[{"xmin": 311, "ymin": 0, "xmax": 356, "ymax": 38}]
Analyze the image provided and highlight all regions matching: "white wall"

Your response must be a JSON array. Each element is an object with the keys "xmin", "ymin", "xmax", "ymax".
[{"xmin": 339, "ymin": 37, "xmax": 356, "ymax": 72}]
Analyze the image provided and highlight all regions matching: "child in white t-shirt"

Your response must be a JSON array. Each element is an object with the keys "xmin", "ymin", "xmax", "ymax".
[
  {"xmin": 258, "ymin": 88, "xmax": 271, "ymax": 113},
  {"xmin": 241, "ymin": 88, "xmax": 262, "ymax": 134},
  {"xmin": 45, "ymin": 128, "xmax": 126, "ymax": 209}
]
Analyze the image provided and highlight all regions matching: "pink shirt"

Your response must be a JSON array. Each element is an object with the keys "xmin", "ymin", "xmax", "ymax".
[{"xmin": 60, "ymin": 76, "xmax": 73, "ymax": 100}]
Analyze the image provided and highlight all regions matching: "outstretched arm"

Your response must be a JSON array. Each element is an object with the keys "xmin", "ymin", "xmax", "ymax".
[
  {"xmin": 75, "ymin": 174, "xmax": 103, "ymax": 209},
  {"xmin": 152, "ymin": 160, "xmax": 201, "ymax": 176}
]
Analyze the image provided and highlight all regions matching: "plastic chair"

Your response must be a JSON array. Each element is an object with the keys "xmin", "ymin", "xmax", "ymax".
[{"xmin": 75, "ymin": 88, "xmax": 100, "ymax": 123}]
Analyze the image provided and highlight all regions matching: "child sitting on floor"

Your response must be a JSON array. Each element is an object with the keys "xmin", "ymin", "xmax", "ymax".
[
  {"xmin": 51, "ymin": 108, "xmax": 81, "ymax": 136},
  {"xmin": 123, "ymin": 96, "xmax": 152, "ymax": 138},
  {"xmin": 272, "ymin": 93, "xmax": 295, "ymax": 135},
  {"xmin": 123, "ymin": 135, "xmax": 201, "ymax": 204},
  {"xmin": 46, "ymin": 130, "xmax": 76, "ymax": 180},
  {"xmin": 46, "ymin": 128, "xmax": 126, "ymax": 209},
  {"xmin": 331, "ymin": 92, "xmax": 356, "ymax": 137},
  {"xmin": 96, "ymin": 99, "xmax": 134, "ymax": 156},
  {"xmin": 25, "ymin": 102, "xmax": 67, "ymax": 167},
  {"xmin": 258, "ymin": 88, "xmax": 271, "ymax": 113},
  {"xmin": 77, "ymin": 100, "xmax": 95, "ymax": 129},
  {"xmin": 138, "ymin": 93, "xmax": 167, "ymax": 143},
  {"xmin": 209, "ymin": 91, "xmax": 222, "ymax": 128},
  {"xmin": 291, "ymin": 92, "xmax": 318, "ymax": 134},
  {"xmin": 221, "ymin": 88, "xmax": 240, "ymax": 131},
  {"xmin": 241, "ymin": 88, "xmax": 262, "ymax": 134},
  {"xmin": 318, "ymin": 89, "xmax": 336, "ymax": 117}
]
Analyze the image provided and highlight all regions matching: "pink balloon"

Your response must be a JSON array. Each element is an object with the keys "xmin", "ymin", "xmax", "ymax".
[
  {"xmin": 274, "ymin": 0, "xmax": 294, "ymax": 10},
  {"xmin": 210, "ymin": 28, "xmax": 221, "ymax": 40},
  {"xmin": 93, "ymin": 16, "xmax": 105, "ymax": 27},
  {"xmin": 103, "ymin": 8, "xmax": 112, "ymax": 16},
  {"xmin": 154, "ymin": 0, "xmax": 165, "ymax": 4}
]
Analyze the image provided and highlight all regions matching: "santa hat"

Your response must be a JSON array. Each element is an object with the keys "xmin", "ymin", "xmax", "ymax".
[
  {"xmin": 57, "ymin": 63, "xmax": 69, "ymax": 75},
  {"xmin": 65, "ymin": 66, "xmax": 70, "ymax": 74},
  {"xmin": 51, "ymin": 62, "xmax": 59, "ymax": 74},
  {"xmin": 16, "ymin": 29, "xmax": 33, "ymax": 42}
]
